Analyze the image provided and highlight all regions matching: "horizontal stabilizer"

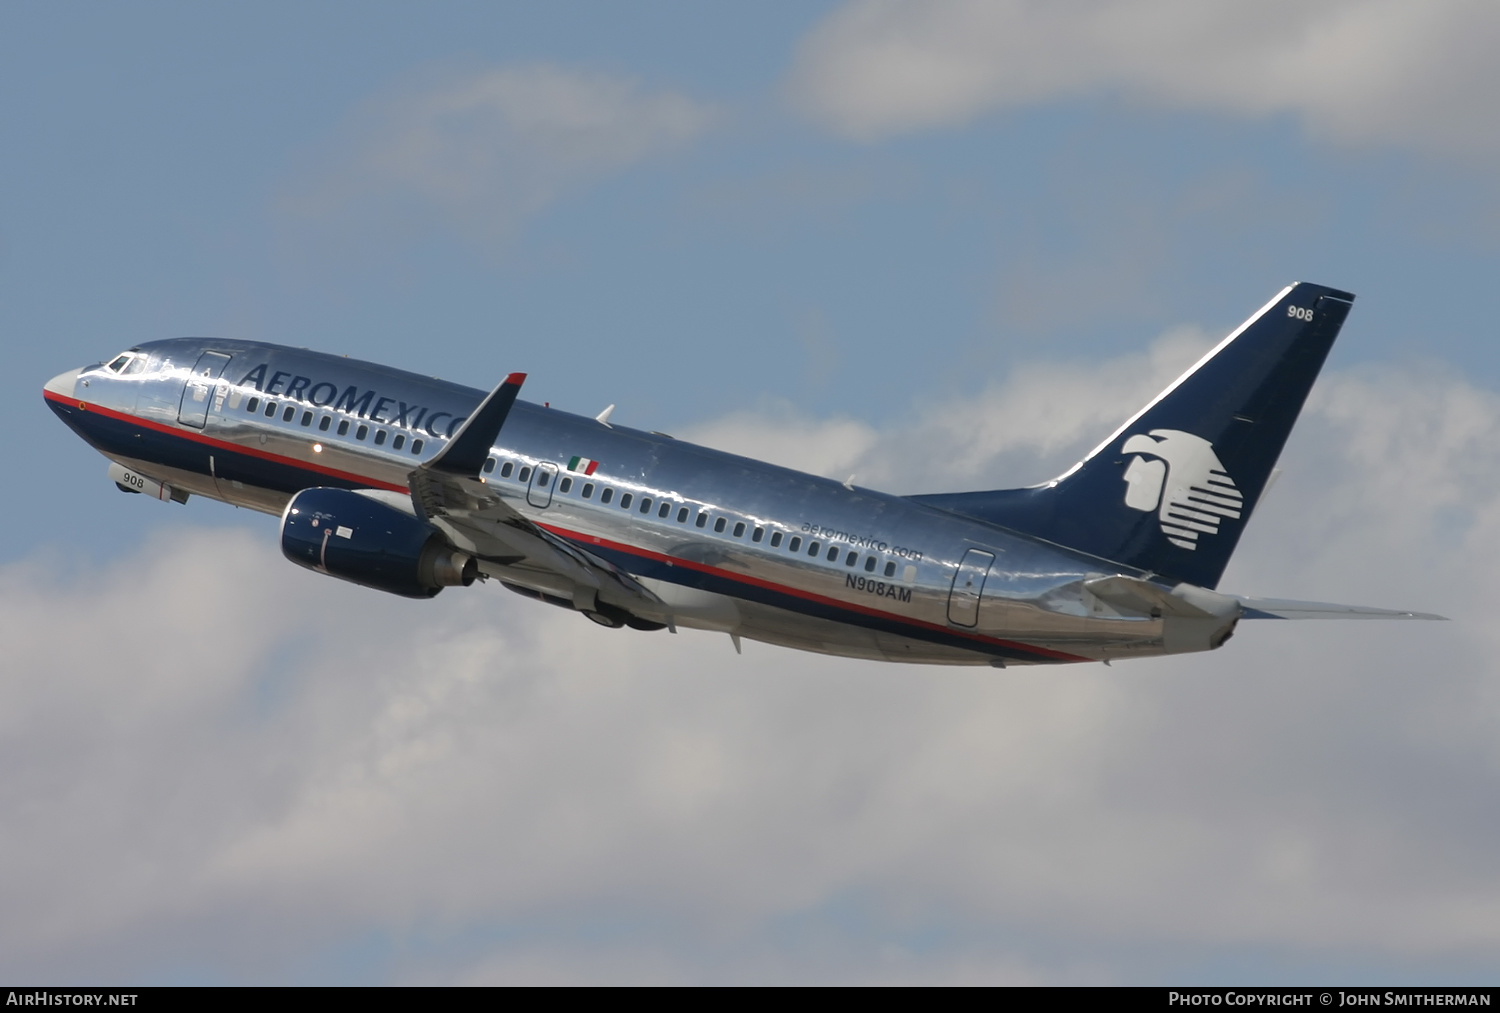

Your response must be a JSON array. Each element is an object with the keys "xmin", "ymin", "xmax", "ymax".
[
  {"xmin": 1234, "ymin": 596, "xmax": 1447, "ymax": 620},
  {"xmin": 1084, "ymin": 574, "xmax": 1245, "ymax": 624},
  {"xmin": 1085, "ymin": 575, "xmax": 1217, "ymax": 618}
]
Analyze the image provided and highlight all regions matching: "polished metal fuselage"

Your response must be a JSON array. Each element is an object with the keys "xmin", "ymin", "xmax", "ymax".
[{"xmin": 47, "ymin": 338, "xmax": 1239, "ymax": 666}]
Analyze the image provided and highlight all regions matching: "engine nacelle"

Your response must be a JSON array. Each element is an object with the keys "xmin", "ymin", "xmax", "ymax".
[{"xmin": 281, "ymin": 487, "xmax": 478, "ymax": 599}]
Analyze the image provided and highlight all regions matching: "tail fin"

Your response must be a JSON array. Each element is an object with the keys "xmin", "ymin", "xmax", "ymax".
[{"xmin": 909, "ymin": 282, "xmax": 1354, "ymax": 589}]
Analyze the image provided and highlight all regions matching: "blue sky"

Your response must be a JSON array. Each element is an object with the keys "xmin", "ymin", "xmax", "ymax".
[{"xmin": 5, "ymin": 0, "xmax": 1500, "ymax": 985}]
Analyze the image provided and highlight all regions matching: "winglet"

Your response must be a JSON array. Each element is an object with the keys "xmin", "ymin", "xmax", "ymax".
[{"xmin": 427, "ymin": 372, "xmax": 527, "ymax": 476}]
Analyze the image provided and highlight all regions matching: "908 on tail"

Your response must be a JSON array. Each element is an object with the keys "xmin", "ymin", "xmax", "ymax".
[{"xmin": 42, "ymin": 283, "xmax": 1442, "ymax": 666}]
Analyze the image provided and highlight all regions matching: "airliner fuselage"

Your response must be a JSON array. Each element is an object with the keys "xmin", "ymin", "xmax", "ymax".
[{"xmin": 43, "ymin": 284, "xmax": 1440, "ymax": 666}]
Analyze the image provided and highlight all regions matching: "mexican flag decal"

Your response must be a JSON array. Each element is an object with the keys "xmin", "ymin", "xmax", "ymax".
[{"xmin": 568, "ymin": 456, "xmax": 600, "ymax": 475}]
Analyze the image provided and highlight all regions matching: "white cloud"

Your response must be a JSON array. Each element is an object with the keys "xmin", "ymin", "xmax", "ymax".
[
  {"xmin": 684, "ymin": 400, "xmax": 880, "ymax": 479},
  {"xmin": 286, "ymin": 64, "xmax": 715, "ymax": 240},
  {"xmin": 684, "ymin": 324, "xmax": 1215, "ymax": 493},
  {"xmin": 788, "ymin": 0, "xmax": 1500, "ymax": 157},
  {"xmin": 6, "ymin": 338, "xmax": 1500, "ymax": 982}
]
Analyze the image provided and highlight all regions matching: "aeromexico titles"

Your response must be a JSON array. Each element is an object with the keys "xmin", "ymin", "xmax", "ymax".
[{"xmin": 42, "ymin": 282, "xmax": 1442, "ymax": 666}]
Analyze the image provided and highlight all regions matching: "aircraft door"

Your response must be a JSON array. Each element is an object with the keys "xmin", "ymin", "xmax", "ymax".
[
  {"xmin": 946, "ymin": 548, "xmax": 995, "ymax": 627},
  {"xmin": 177, "ymin": 351, "xmax": 231, "ymax": 429},
  {"xmin": 527, "ymin": 462, "xmax": 558, "ymax": 508}
]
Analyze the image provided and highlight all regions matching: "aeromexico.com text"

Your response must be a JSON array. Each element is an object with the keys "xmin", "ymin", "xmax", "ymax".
[{"xmin": 237, "ymin": 364, "xmax": 467, "ymax": 440}]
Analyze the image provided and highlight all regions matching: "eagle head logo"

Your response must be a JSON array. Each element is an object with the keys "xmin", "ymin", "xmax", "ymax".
[{"xmin": 1120, "ymin": 429, "xmax": 1243, "ymax": 550}]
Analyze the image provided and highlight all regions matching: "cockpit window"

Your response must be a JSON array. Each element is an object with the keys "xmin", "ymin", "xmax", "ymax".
[{"xmin": 104, "ymin": 351, "xmax": 148, "ymax": 375}]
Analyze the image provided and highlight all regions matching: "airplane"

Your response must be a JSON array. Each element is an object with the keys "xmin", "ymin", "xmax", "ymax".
[{"xmin": 41, "ymin": 282, "xmax": 1442, "ymax": 666}]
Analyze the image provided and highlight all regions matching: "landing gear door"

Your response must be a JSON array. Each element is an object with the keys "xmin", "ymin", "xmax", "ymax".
[
  {"xmin": 177, "ymin": 351, "xmax": 231, "ymax": 429},
  {"xmin": 947, "ymin": 548, "xmax": 995, "ymax": 627},
  {"xmin": 527, "ymin": 462, "xmax": 558, "ymax": 509}
]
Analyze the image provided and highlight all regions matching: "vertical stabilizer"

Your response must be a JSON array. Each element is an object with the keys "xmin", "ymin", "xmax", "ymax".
[{"xmin": 909, "ymin": 283, "xmax": 1354, "ymax": 589}]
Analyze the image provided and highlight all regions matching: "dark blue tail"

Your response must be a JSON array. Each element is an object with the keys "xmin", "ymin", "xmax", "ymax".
[{"xmin": 909, "ymin": 282, "xmax": 1355, "ymax": 589}]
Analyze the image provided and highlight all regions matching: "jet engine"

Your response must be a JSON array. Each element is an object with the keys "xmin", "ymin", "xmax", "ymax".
[{"xmin": 281, "ymin": 487, "xmax": 478, "ymax": 599}]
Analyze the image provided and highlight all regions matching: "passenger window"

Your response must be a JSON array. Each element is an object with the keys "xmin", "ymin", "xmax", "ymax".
[
  {"xmin": 619, "ymin": 492, "xmax": 631, "ymax": 509},
  {"xmin": 696, "ymin": 512, "xmax": 708, "ymax": 528},
  {"xmin": 845, "ymin": 551, "xmax": 857, "ymax": 567},
  {"xmin": 246, "ymin": 397, "xmax": 260, "ymax": 413},
  {"xmin": 713, "ymin": 517, "xmax": 726, "ymax": 533},
  {"xmin": 752, "ymin": 527, "xmax": 763, "ymax": 543},
  {"xmin": 500, "ymin": 461, "xmax": 514, "ymax": 478},
  {"xmin": 301, "ymin": 411, "xmax": 313, "ymax": 427},
  {"xmin": 677, "ymin": 507, "xmax": 689, "ymax": 523},
  {"xmin": 770, "ymin": 531, "xmax": 782, "ymax": 548},
  {"xmin": 559, "ymin": 477, "xmax": 573, "ymax": 494},
  {"xmin": 374, "ymin": 430, "xmax": 387, "ymax": 445},
  {"xmin": 537, "ymin": 472, "xmax": 550, "ymax": 489},
  {"xmin": 483, "ymin": 459, "xmax": 495, "ymax": 473},
  {"xmin": 393, "ymin": 434, "xmax": 405, "ymax": 450},
  {"xmin": 639, "ymin": 497, "xmax": 652, "ymax": 514},
  {"xmin": 319, "ymin": 415, "xmax": 331, "ymax": 431},
  {"xmin": 828, "ymin": 547, "xmax": 840, "ymax": 562},
  {"xmin": 518, "ymin": 467, "xmax": 532, "ymax": 483},
  {"xmin": 283, "ymin": 406, "xmax": 295, "ymax": 422},
  {"xmin": 411, "ymin": 439, "xmax": 424, "ymax": 454},
  {"xmin": 337, "ymin": 419, "xmax": 350, "ymax": 436},
  {"xmin": 582, "ymin": 483, "xmax": 594, "ymax": 499},
  {"xmin": 356, "ymin": 424, "xmax": 368, "ymax": 440},
  {"xmin": 659, "ymin": 502, "xmax": 671, "ymax": 519},
  {"xmin": 808, "ymin": 541, "xmax": 820, "ymax": 557},
  {"xmin": 788, "ymin": 536, "xmax": 801, "ymax": 553},
  {"xmin": 864, "ymin": 556, "xmax": 877, "ymax": 572},
  {"xmin": 601, "ymin": 488, "xmax": 613, "ymax": 504},
  {"xmin": 265, "ymin": 402, "xmax": 277, "ymax": 417},
  {"xmin": 884, "ymin": 561, "xmax": 897, "ymax": 577},
  {"xmin": 733, "ymin": 522, "xmax": 746, "ymax": 538}
]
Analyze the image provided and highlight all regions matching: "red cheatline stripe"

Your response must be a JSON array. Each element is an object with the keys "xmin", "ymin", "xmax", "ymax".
[
  {"xmin": 44, "ymin": 390, "xmax": 408, "ymax": 493},
  {"xmin": 535, "ymin": 522, "xmax": 1088, "ymax": 663}
]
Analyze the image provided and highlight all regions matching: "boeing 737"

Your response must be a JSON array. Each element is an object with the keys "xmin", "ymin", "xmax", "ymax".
[{"xmin": 42, "ymin": 282, "xmax": 1441, "ymax": 666}]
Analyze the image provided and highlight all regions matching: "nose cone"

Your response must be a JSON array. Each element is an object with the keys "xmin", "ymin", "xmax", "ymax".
[{"xmin": 43, "ymin": 368, "xmax": 80, "ymax": 399}]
